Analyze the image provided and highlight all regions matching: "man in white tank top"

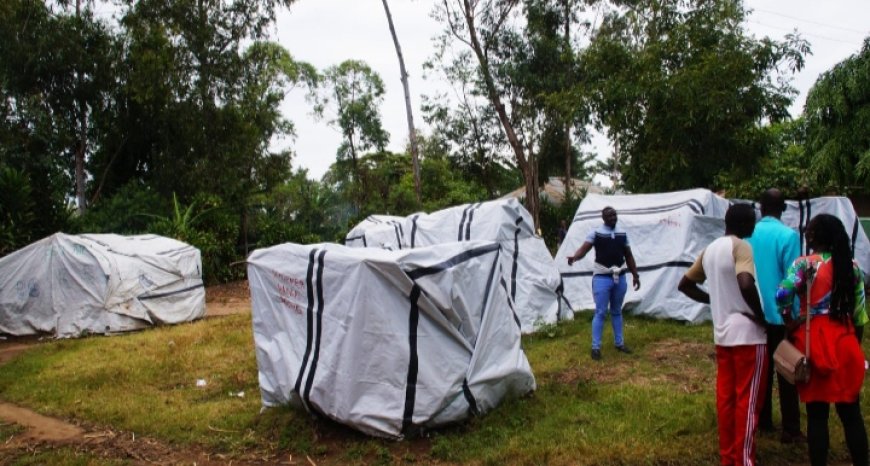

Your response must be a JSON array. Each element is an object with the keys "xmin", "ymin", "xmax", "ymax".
[{"xmin": 678, "ymin": 203, "xmax": 767, "ymax": 466}]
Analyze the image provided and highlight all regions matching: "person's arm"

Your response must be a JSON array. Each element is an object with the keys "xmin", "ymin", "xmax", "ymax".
[
  {"xmin": 678, "ymin": 252, "xmax": 707, "ymax": 303},
  {"xmin": 678, "ymin": 276, "xmax": 709, "ymax": 304},
  {"xmin": 567, "ymin": 241, "xmax": 593, "ymax": 266},
  {"xmin": 625, "ymin": 246, "xmax": 640, "ymax": 290},
  {"xmin": 737, "ymin": 272, "xmax": 765, "ymax": 324}
]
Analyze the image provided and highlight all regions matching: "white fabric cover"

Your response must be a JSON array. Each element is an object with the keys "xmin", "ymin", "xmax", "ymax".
[
  {"xmin": 0, "ymin": 233, "xmax": 205, "ymax": 337},
  {"xmin": 779, "ymin": 197, "xmax": 870, "ymax": 275},
  {"xmin": 556, "ymin": 189, "xmax": 731, "ymax": 323},
  {"xmin": 248, "ymin": 240, "xmax": 536, "ymax": 439},
  {"xmin": 345, "ymin": 199, "xmax": 566, "ymax": 333},
  {"xmin": 344, "ymin": 215, "xmax": 410, "ymax": 250}
]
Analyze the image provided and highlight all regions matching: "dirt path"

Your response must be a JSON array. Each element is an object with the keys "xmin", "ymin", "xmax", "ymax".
[{"xmin": 0, "ymin": 281, "xmax": 272, "ymax": 464}]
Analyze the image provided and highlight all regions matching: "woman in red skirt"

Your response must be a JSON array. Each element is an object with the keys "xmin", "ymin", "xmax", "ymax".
[{"xmin": 776, "ymin": 214, "xmax": 868, "ymax": 466}]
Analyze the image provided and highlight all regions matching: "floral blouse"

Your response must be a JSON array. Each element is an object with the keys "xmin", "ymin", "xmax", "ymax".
[{"xmin": 775, "ymin": 252, "xmax": 869, "ymax": 326}]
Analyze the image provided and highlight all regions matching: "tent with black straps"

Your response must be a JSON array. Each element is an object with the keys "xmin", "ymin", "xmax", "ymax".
[
  {"xmin": 556, "ymin": 189, "xmax": 731, "ymax": 323},
  {"xmin": 345, "ymin": 198, "xmax": 568, "ymax": 333},
  {"xmin": 344, "ymin": 215, "xmax": 410, "ymax": 250},
  {"xmin": 780, "ymin": 196, "xmax": 870, "ymax": 274},
  {"xmin": 557, "ymin": 191, "xmax": 870, "ymax": 323},
  {"xmin": 247, "ymin": 241, "xmax": 536, "ymax": 439},
  {"xmin": 0, "ymin": 233, "xmax": 206, "ymax": 337}
]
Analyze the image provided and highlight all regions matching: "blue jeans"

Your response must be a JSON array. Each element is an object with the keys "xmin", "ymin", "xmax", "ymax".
[{"xmin": 591, "ymin": 274, "xmax": 627, "ymax": 350}]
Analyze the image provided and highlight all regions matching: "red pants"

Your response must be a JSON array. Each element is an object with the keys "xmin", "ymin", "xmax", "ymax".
[{"xmin": 716, "ymin": 344, "xmax": 768, "ymax": 466}]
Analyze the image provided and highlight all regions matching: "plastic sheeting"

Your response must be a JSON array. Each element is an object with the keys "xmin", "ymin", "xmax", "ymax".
[
  {"xmin": 0, "ymin": 233, "xmax": 205, "ymax": 337},
  {"xmin": 556, "ymin": 189, "xmax": 731, "ymax": 323},
  {"xmin": 345, "ymin": 198, "xmax": 567, "ymax": 333},
  {"xmin": 779, "ymin": 197, "xmax": 870, "ymax": 275},
  {"xmin": 248, "ymin": 241, "xmax": 536, "ymax": 439}
]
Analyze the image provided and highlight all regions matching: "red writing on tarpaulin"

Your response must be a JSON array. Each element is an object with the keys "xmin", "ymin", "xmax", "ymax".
[
  {"xmin": 273, "ymin": 271, "xmax": 305, "ymax": 315},
  {"xmin": 659, "ymin": 216, "xmax": 681, "ymax": 228}
]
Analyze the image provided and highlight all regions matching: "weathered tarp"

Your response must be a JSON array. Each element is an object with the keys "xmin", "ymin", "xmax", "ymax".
[
  {"xmin": 780, "ymin": 197, "xmax": 870, "ymax": 275},
  {"xmin": 344, "ymin": 215, "xmax": 410, "ymax": 250},
  {"xmin": 0, "ymin": 233, "xmax": 205, "ymax": 337},
  {"xmin": 345, "ymin": 198, "xmax": 567, "ymax": 333},
  {"xmin": 248, "ymin": 241, "xmax": 536, "ymax": 439},
  {"xmin": 556, "ymin": 189, "xmax": 731, "ymax": 323}
]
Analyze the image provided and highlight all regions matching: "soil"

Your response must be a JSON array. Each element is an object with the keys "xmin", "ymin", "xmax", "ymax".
[{"xmin": 0, "ymin": 281, "xmax": 282, "ymax": 465}]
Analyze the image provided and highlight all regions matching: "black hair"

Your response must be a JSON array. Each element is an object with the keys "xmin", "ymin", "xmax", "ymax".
[
  {"xmin": 725, "ymin": 203, "xmax": 756, "ymax": 238},
  {"xmin": 759, "ymin": 188, "xmax": 786, "ymax": 216},
  {"xmin": 807, "ymin": 214, "xmax": 855, "ymax": 321}
]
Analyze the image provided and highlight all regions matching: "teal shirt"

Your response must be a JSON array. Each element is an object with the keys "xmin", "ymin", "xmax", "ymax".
[{"xmin": 747, "ymin": 216, "xmax": 800, "ymax": 325}]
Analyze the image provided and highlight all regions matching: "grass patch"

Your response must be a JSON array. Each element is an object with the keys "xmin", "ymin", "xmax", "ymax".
[{"xmin": 0, "ymin": 311, "xmax": 867, "ymax": 464}]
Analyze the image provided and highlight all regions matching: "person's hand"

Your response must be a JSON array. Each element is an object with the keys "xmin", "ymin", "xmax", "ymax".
[{"xmin": 632, "ymin": 274, "xmax": 640, "ymax": 290}]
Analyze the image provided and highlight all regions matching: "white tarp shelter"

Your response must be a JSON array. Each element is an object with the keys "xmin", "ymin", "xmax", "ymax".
[
  {"xmin": 780, "ymin": 197, "xmax": 870, "ymax": 275},
  {"xmin": 0, "ymin": 233, "xmax": 206, "ymax": 337},
  {"xmin": 344, "ymin": 215, "xmax": 409, "ymax": 250},
  {"xmin": 345, "ymin": 198, "xmax": 567, "ymax": 333},
  {"xmin": 556, "ymin": 189, "xmax": 731, "ymax": 323},
  {"xmin": 248, "ymin": 241, "xmax": 536, "ymax": 439}
]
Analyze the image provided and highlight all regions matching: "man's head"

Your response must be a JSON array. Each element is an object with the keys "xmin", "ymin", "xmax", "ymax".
[
  {"xmin": 601, "ymin": 207, "xmax": 617, "ymax": 228},
  {"xmin": 759, "ymin": 188, "xmax": 786, "ymax": 218},
  {"xmin": 725, "ymin": 203, "xmax": 756, "ymax": 239}
]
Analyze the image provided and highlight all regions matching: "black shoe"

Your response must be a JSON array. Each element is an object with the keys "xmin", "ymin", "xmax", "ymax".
[
  {"xmin": 591, "ymin": 349, "xmax": 602, "ymax": 361},
  {"xmin": 615, "ymin": 345, "xmax": 632, "ymax": 354}
]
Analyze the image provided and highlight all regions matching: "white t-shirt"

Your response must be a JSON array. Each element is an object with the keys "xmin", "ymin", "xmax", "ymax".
[{"xmin": 685, "ymin": 236, "xmax": 766, "ymax": 346}]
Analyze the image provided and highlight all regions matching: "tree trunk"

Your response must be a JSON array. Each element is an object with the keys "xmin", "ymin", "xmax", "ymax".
[
  {"xmin": 459, "ymin": 0, "xmax": 541, "ymax": 230},
  {"xmin": 75, "ymin": 0, "xmax": 87, "ymax": 214},
  {"xmin": 381, "ymin": 0, "xmax": 422, "ymax": 204}
]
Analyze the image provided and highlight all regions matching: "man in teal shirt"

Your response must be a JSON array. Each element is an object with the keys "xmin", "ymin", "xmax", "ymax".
[{"xmin": 748, "ymin": 188, "xmax": 803, "ymax": 443}]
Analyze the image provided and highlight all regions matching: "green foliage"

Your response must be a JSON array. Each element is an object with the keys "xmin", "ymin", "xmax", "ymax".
[
  {"xmin": 584, "ymin": 0, "xmax": 810, "ymax": 192},
  {"xmin": 72, "ymin": 181, "xmax": 166, "ymax": 234},
  {"xmin": 539, "ymin": 189, "xmax": 584, "ymax": 253},
  {"xmin": 804, "ymin": 37, "xmax": 870, "ymax": 193},
  {"xmin": 0, "ymin": 166, "xmax": 38, "ymax": 256},
  {"xmin": 716, "ymin": 118, "xmax": 820, "ymax": 199}
]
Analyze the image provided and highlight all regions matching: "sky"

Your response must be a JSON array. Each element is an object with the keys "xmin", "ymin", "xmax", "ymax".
[{"xmin": 274, "ymin": 0, "xmax": 870, "ymax": 181}]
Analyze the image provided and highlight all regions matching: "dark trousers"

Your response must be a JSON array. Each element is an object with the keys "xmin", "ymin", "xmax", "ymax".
[
  {"xmin": 806, "ymin": 401, "xmax": 868, "ymax": 466},
  {"xmin": 760, "ymin": 324, "xmax": 801, "ymax": 434}
]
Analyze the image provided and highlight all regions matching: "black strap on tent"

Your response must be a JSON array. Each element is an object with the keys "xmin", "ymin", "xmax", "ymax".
[
  {"xmin": 478, "ymin": 246, "xmax": 501, "ymax": 328},
  {"xmin": 410, "ymin": 215, "xmax": 420, "ymax": 248},
  {"xmin": 294, "ymin": 249, "xmax": 318, "ymax": 402},
  {"xmin": 560, "ymin": 260, "xmax": 692, "ymax": 278},
  {"xmin": 401, "ymin": 284, "xmax": 422, "ymax": 435},
  {"xmin": 462, "ymin": 379, "xmax": 480, "ymax": 417},
  {"xmin": 390, "ymin": 222, "xmax": 404, "ymax": 250},
  {"xmin": 852, "ymin": 217, "xmax": 859, "ymax": 255},
  {"xmin": 457, "ymin": 205, "xmax": 472, "ymax": 241},
  {"xmin": 500, "ymin": 277, "xmax": 523, "ymax": 331},
  {"xmin": 572, "ymin": 199, "xmax": 705, "ymax": 224},
  {"xmin": 406, "ymin": 243, "xmax": 500, "ymax": 280},
  {"xmin": 511, "ymin": 217, "xmax": 521, "ymax": 300},
  {"xmin": 302, "ymin": 249, "xmax": 327, "ymax": 411},
  {"xmin": 555, "ymin": 279, "xmax": 571, "ymax": 321},
  {"xmin": 137, "ymin": 283, "xmax": 204, "ymax": 301},
  {"xmin": 465, "ymin": 203, "xmax": 481, "ymax": 240}
]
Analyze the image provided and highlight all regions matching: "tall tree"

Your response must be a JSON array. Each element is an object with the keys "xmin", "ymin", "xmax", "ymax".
[
  {"xmin": 435, "ymin": 0, "xmax": 545, "ymax": 229},
  {"xmin": 804, "ymin": 37, "xmax": 870, "ymax": 192},
  {"xmin": 584, "ymin": 0, "xmax": 809, "ymax": 192},
  {"xmin": 316, "ymin": 59, "xmax": 389, "ymax": 207},
  {"xmin": 381, "ymin": 0, "xmax": 422, "ymax": 204}
]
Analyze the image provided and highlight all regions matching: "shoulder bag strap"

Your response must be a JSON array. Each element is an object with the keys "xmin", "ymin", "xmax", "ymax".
[{"xmin": 805, "ymin": 263, "xmax": 815, "ymax": 360}]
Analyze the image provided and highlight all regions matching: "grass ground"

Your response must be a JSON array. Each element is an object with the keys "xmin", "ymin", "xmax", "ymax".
[{"xmin": 0, "ymin": 311, "xmax": 865, "ymax": 465}]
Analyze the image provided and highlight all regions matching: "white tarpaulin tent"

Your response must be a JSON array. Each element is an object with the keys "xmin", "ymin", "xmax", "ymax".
[
  {"xmin": 0, "ymin": 233, "xmax": 206, "ymax": 337},
  {"xmin": 345, "ymin": 198, "xmax": 567, "ymax": 333},
  {"xmin": 780, "ymin": 197, "xmax": 870, "ymax": 275},
  {"xmin": 248, "ymin": 240, "xmax": 536, "ymax": 439},
  {"xmin": 556, "ymin": 189, "xmax": 731, "ymax": 323},
  {"xmin": 344, "ymin": 215, "xmax": 409, "ymax": 250}
]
